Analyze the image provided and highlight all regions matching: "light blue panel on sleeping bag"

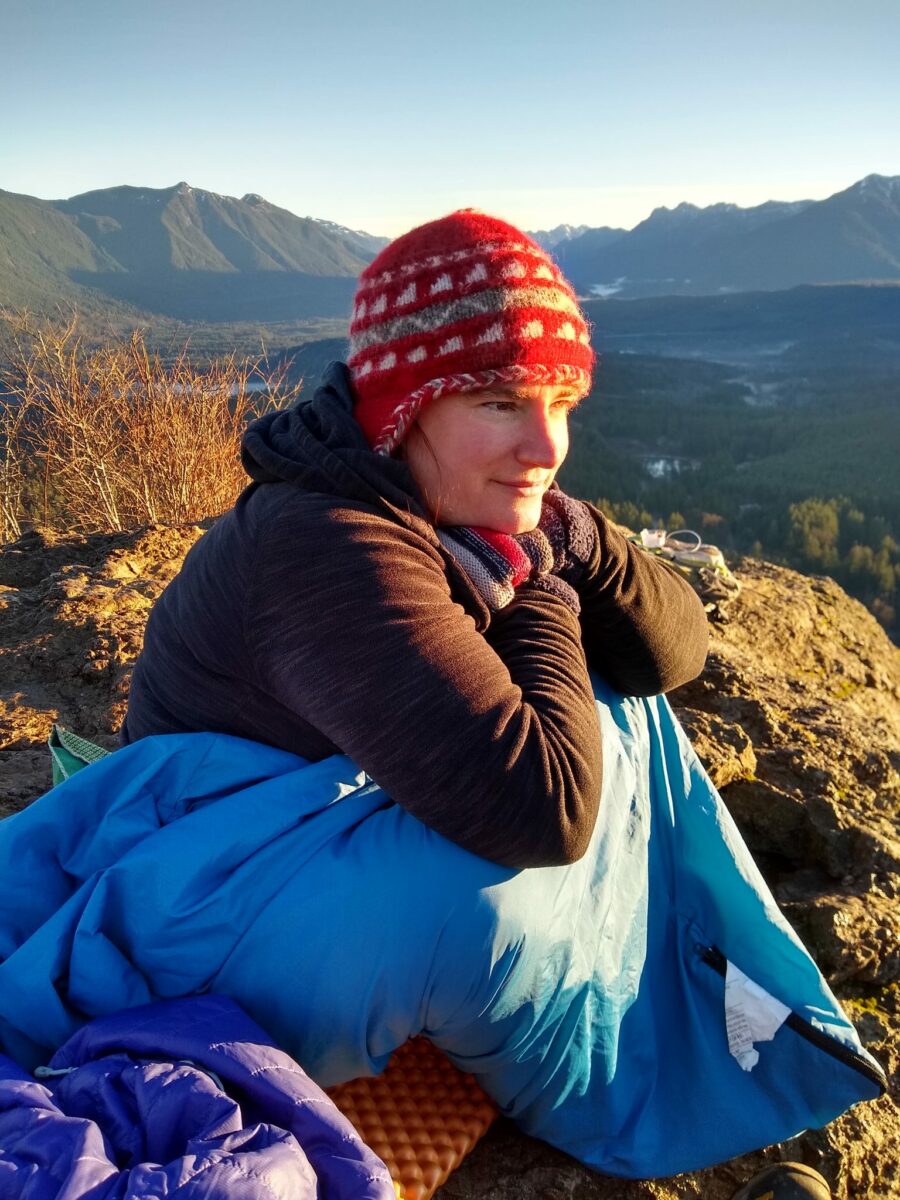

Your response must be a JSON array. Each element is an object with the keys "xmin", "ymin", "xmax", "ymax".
[{"xmin": 0, "ymin": 679, "xmax": 885, "ymax": 1179}]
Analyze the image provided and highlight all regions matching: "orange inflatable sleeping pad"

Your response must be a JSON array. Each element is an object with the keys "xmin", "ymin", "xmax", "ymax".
[{"xmin": 327, "ymin": 1037, "xmax": 499, "ymax": 1200}]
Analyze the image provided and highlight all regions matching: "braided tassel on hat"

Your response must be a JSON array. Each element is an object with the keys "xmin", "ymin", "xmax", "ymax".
[{"xmin": 348, "ymin": 209, "xmax": 594, "ymax": 453}]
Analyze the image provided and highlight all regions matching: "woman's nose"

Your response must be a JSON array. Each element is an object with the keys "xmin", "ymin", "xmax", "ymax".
[{"xmin": 517, "ymin": 408, "xmax": 568, "ymax": 468}]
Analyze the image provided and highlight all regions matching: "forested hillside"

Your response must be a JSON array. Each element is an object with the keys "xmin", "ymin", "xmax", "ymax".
[{"xmin": 558, "ymin": 353, "xmax": 900, "ymax": 638}]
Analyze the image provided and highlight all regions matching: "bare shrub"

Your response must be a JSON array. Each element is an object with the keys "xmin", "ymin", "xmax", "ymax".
[
  {"xmin": 0, "ymin": 374, "xmax": 31, "ymax": 543},
  {"xmin": 0, "ymin": 314, "xmax": 303, "ymax": 537}
]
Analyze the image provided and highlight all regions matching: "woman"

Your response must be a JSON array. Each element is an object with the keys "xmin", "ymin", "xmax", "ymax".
[
  {"xmin": 122, "ymin": 209, "xmax": 708, "ymax": 868},
  {"xmin": 1, "ymin": 213, "xmax": 879, "ymax": 1194}
]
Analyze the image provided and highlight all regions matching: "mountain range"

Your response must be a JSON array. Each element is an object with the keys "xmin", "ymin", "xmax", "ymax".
[
  {"xmin": 556, "ymin": 175, "xmax": 900, "ymax": 297},
  {"xmin": 0, "ymin": 182, "xmax": 386, "ymax": 324},
  {"xmin": 1, "ymin": 175, "xmax": 900, "ymax": 326}
]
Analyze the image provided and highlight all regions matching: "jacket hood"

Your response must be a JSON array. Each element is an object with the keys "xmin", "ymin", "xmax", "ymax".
[{"xmin": 241, "ymin": 361, "xmax": 425, "ymax": 519}]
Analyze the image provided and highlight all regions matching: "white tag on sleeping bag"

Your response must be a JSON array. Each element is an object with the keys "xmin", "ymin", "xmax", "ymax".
[{"xmin": 724, "ymin": 960, "xmax": 791, "ymax": 1071}]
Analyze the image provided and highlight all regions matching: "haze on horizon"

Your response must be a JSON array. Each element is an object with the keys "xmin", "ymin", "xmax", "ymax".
[{"xmin": 3, "ymin": 0, "xmax": 898, "ymax": 238}]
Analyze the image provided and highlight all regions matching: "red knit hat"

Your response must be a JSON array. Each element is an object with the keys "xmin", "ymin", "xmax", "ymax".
[{"xmin": 348, "ymin": 210, "xmax": 594, "ymax": 453}]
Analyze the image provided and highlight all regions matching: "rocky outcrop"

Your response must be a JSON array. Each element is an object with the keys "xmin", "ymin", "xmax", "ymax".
[
  {"xmin": 0, "ymin": 528, "xmax": 897, "ymax": 1199},
  {"xmin": 0, "ymin": 525, "xmax": 206, "ymax": 814}
]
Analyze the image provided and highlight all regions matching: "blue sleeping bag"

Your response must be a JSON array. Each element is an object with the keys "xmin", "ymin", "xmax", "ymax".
[{"xmin": 0, "ymin": 678, "xmax": 885, "ymax": 1179}]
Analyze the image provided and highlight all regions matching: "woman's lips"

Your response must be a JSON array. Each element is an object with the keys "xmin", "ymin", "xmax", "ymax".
[{"xmin": 495, "ymin": 480, "xmax": 546, "ymax": 493}]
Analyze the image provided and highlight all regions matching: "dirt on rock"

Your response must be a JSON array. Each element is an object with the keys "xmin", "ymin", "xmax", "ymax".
[
  {"xmin": 0, "ymin": 528, "xmax": 897, "ymax": 1199},
  {"xmin": 0, "ymin": 524, "xmax": 206, "ymax": 814}
]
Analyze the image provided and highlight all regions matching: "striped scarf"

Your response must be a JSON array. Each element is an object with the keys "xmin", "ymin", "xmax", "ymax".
[{"xmin": 437, "ymin": 525, "xmax": 580, "ymax": 615}]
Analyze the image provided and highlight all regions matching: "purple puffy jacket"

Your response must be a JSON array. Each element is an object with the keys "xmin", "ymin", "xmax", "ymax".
[{"xmin": 0, "ymin": 994, "xmax": 395, "ymax": 1199}]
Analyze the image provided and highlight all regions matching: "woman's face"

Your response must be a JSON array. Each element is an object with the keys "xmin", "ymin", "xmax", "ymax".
[{"xmin": 404, "ymin": 384, "xmax": 581, "ymax": 533}]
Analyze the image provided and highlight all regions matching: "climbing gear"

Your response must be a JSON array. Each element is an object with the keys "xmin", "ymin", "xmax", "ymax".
[{"xmin": 633, "ymin": 527, "xmax": 741, "ymax": 618}]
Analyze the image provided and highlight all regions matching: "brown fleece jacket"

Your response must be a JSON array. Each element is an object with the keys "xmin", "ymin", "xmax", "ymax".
[{"xmin": 123, "ymin": 363, "xmax": 708, "ymax": 868}]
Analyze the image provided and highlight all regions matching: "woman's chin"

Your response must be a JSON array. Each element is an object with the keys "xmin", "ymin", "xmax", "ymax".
[
  {"xmin": 441, "ymin": 490, "xmax": 545, "ymax": 533},
  {"xmin": 482, "ymin": 498, "xmax": 544, "ymax": 535}
]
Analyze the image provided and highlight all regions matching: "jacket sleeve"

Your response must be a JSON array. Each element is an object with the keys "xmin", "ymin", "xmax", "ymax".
[
  {"xmin": 576, "ymin": 505, "xmax": 709, "ymax": 696},
  {"xmin": 245, "ymin": 499, "xmax": 603, "ymax": 869}
]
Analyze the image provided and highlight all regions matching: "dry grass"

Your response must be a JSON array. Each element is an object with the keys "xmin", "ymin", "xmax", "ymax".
[{"xmin": 0, "ymin": 314, "xmax": 302, "ymax": 540}]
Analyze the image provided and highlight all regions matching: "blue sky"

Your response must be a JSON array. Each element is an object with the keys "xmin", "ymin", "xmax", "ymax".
[{"xmin": 3, "ymin": 0, "xmax": 898, "ymax": 236}]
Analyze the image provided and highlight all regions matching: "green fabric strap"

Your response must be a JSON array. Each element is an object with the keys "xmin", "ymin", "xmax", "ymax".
[{"xmin": 48, "ymin": 725, "xmax": 110, "ymax": 787}]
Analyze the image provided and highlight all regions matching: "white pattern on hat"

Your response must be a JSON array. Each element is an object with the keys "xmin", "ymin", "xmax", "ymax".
[
  {"xmin": 349, "ymin": 287, "xmax": 581, "ymax": 357},
  {"xmin": 502, "ymin": 261, "xmax": 527, "ymax": 279},
  {"xmin": 430, "ymin": 273, "xmax": 453, "ymax": 294},
  {"xmin": 438, "ymin": 336, "xmax": 464, "ymax": 356},
  {"xmin": 396, "ymin": 282, "xmax": 417, "ymax": 306},
  {"xmin": 407, "ymin": 346, "xmax": 427, "ymax": 363},
  {"xmin": 465, "ymin": 262, "xmax": 488, "ymax": 284},
  {"xmin": 357, "ymin": 360, "xmax": 373, "ymax": 377},
  {"xmin": 372, "ymin": 294, "xmax": 387, "ymax": 315},
  {"xmin": 476, "ymin": 322, "xmax": 504, "ymax": 345},
  {"xmin": 377, "ymin": 352, "xmax": 397, "ymax": 370},
  {"xmin": 534, "ymin": 264, "xmax": 555, "ymax": 280},
  {"xmin": 521, "ymin": 320, "xmax": 544, "ymax": 338},
  {"xmin": 355, "ymin": 240, "xmax": 568, "ymax": 292},
  {"xmin": 556, "ymin": 321, "xmax": 576, "ymax": 340}
]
